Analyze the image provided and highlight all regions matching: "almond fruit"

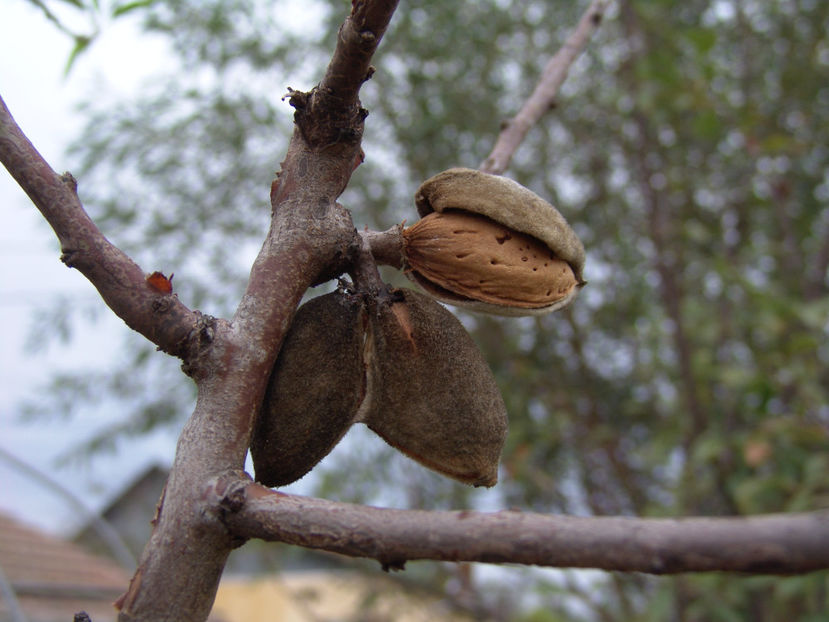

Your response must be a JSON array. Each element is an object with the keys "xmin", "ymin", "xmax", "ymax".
[
  {"xmin": 362, "ymin": 288, "xmax": 507, "ymax": 487},
  {"xmin": 403, "ymin": 210, "xmax": 578, "ymax": 309},
  {"xmin": 408, "ymin": 167, "xmax": 586, "ymax": 316},
  {"xmin": 251, "ymin": 287, "xmax": 507, "ymax": 488},
  {"xmin": 250, "ymin": 291, "xmax": 367, "ymax": 487}
]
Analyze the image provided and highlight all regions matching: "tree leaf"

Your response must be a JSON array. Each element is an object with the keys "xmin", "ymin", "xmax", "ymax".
[
  {"xmin": 63, "ymin": 34, "xmax": 92, "ymax": 76},
  {"xmin": 113, "ymin": 0, "xmax": 158, "ymax": 18}
]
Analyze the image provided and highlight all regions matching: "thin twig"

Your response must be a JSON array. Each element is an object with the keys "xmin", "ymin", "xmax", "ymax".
[
  {"xmin": 360, "ymin": 226, "xmax": 404, "ymax": 269},
  {"xmin": 480, "ymin": 0, "xmax": 611, "ymax": 175},
  {"xmin": 0, "ymin": 95, "xmax": 201, "ymax": 361}
]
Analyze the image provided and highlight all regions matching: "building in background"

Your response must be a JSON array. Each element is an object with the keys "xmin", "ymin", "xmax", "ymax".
[
  {"xmin": 72, "ymin": 464, "xmax": 346, "ymax": 575},
  {"xmin": 0, "ymin": 512, "xmax": 128, "ymax": 622}
]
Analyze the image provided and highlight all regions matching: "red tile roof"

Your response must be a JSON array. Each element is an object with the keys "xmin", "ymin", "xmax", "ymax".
[{"xmin": 0, "ymin": 512, "xmax": 130, "ymax": 622}]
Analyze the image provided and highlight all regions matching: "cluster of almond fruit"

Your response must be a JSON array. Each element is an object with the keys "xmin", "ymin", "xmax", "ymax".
[{"xmin": 251, "ymin": 168, "xmax": 585, "ymax": 488}]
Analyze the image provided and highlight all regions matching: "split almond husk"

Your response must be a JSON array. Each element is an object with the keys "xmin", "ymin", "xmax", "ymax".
[
  {"xmin": 407, "ymin": 167, "xmax": 586, "ymax": 316},
  {"xmin": 404, "ymin": 210, "xmax": 578, "ymax": 309}
]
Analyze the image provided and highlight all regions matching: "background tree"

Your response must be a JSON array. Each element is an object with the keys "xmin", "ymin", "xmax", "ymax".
[{"xmin": 2, "ymin": 0, "xmax": 828, "ymax": 621}]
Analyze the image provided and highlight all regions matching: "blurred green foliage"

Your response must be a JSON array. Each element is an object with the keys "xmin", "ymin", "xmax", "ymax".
[
  {"xmin": 24, "ymin": 0, "xmax": 161, "ymax": 72},
  {"xmin": 22, "ymin": 0, "xmax": 829, "ymax": 619}
]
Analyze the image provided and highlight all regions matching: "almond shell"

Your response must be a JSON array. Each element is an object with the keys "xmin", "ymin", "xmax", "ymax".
[{"xmin": 412, "ymin": 167, "xmax": 585, "ymax": 316}]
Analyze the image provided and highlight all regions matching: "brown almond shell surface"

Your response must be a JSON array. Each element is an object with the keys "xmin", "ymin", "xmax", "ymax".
[
  {"xmin": 363, "ymin": 288, "xmax": 507, "ymax": 487},
  {"xmin": 403, "ymin": 210, "xmax": 578, "ymax": 309},
  {"xmin": 411, "ymin": 167, "xmax": 585, "ymax": 316},
  {"xmin": 251, "ymin": 292, "xmax": 366, "ymax": 487}
]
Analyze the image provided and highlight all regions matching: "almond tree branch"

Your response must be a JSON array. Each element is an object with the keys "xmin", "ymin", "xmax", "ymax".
[
  {"xmin": 218, "ymin": 479, "xmax": 829, "ymax": 575},
  {"xmin": 288, "ymin": 0, "xmax": 399, "ymax": 149},
  {"xmin": 480, "ymin": 0, "xmax": 611, "ymax": 175},
  {"xmin": 113, "ymin": 2, "xmax": 400, "ymax": 621},
  {"xmin": 2, "ymin": 2, "xmax": 400, "ymax": 620},
  {"xmin": 319, "ymin": 0, "xmax": 399, "ymax": 110},
  {"xmin": 0, "ymin": 95, "xmax": 203, "ymax": 361},
  {"xmin": 360, "ymin": 225, "xmax": 404, "ymax": 269}
]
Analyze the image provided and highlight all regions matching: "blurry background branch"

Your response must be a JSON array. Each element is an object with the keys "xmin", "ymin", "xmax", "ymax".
[
  {"xmin": 23, "ymin": 0, "xmax": 160, "ymax": 73},
  {"xmin": 0, "ymin": 446, "xmax": 135, "ymax": 569},
  {"xmin": 480, "ymin": 0, "xmax": 612, "ymax": 175}
]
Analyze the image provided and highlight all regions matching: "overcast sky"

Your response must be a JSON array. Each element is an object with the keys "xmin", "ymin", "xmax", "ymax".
[{"xmin": 0, "ymin": 3, "xmax": 180, "ymax": 535}]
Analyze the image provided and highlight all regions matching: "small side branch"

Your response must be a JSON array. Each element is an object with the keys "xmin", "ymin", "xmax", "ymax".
[
  {"xmin": 480, "ymin": 0, "xmax": 611, "ymax": 175},
  {"xmin": 0, "ymin": 95, "xmax": 202, "ymax": 360},
  {"xmin": 220, "ymin": 482, "xmax": 829, "ymax": 575},
  {"xmin": 320, "ymin": 0, "xmax": 401, "ymax": 109},
  {"xmin": 360, "ymin": 226, "xmax": 404, "ymax": 270},
  {"xmin": 290, "ymin": 0, "xmax": 401, "ymax": 149}
]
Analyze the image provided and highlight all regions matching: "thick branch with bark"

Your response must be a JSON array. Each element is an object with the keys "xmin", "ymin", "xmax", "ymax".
[
  {"xmin": 217, "ymin": 479, "xmax": 829, "ymax": 575},
  {"xmin": 2, "ymin": 2, "xmax": 397, "ymax": 621},
  {"xmin": 112, "ymin": 3, "xmax": 400, "ymax": 621},
  {"xmin": 287, "ymin": 0, "xmax": 399, "ymax": 149}
]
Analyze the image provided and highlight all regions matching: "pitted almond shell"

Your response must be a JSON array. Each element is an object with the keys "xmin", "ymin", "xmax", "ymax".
[
  {"xmin": 403, "ymin": 210, "xmax": 578, "ymax": 310},
  {"xmin": 411, "ymin": 167, "xmax": 585, "ymax": 316}
]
